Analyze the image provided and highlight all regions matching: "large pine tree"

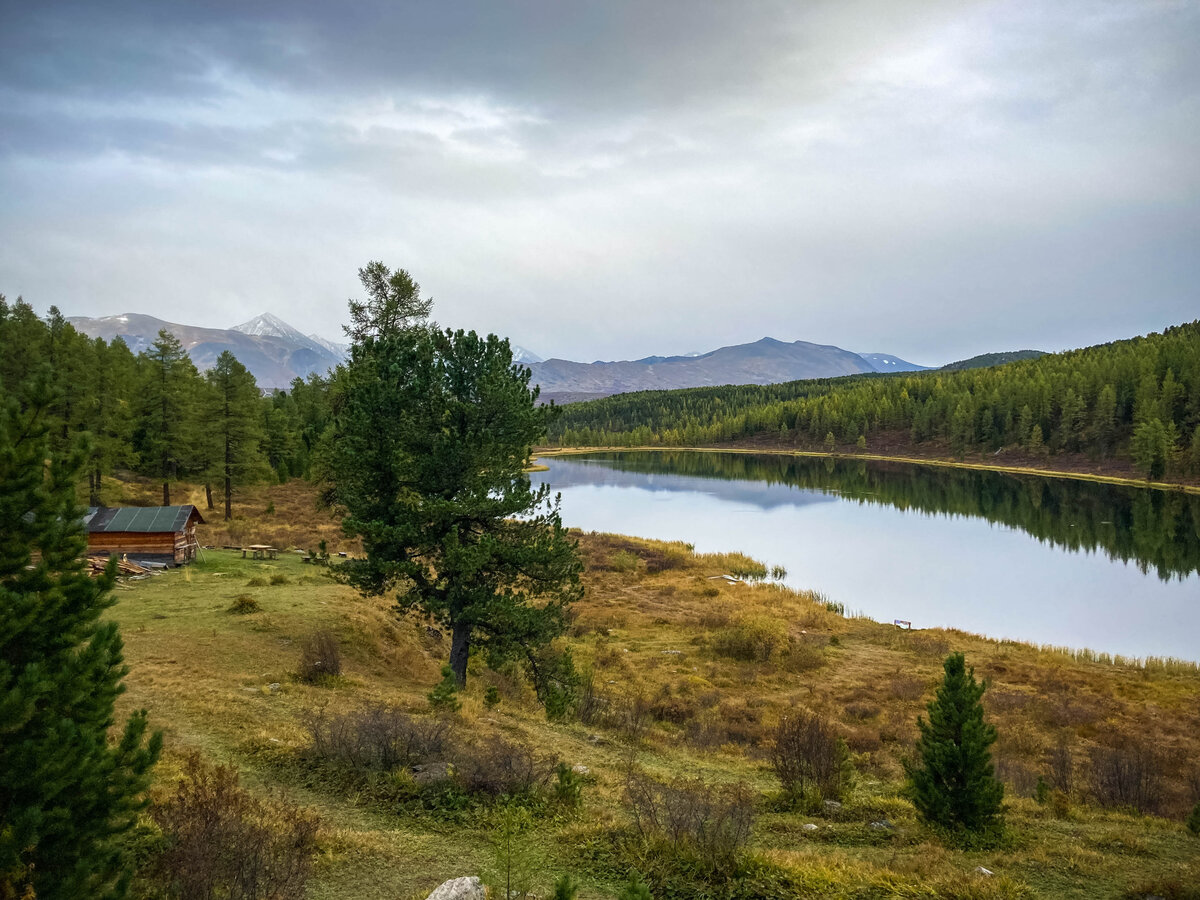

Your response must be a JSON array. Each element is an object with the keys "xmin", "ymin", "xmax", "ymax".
[
  {"xmin": 0, "ymin": 381, "xmax": 162, "ymax": 898},
  {"xmin": 320, "ymin": 265, "xmax": 582, "ymax": 706},
  {"xmin": 904, "ymin": 652, "xmax": 1005, "ymax": 844}
]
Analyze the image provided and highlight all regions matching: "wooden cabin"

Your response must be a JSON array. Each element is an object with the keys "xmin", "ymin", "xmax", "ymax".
[{"xmin": 84, "ymin": 505, "xmax": 205, "ymax": 566}]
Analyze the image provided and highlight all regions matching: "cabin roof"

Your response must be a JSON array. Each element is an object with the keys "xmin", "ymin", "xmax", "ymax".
[{"xmin": 85, "ymin": 505, "xmax": 205, "ymax": 534}]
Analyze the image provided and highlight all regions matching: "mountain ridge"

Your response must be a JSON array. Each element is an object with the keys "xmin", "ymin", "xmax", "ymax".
[{"xmin": 67, "ymin": 310, "xmax": 930, "ymax": 395}]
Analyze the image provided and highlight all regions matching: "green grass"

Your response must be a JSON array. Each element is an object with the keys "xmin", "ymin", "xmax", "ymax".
[{"xmin": 109, "ymin": 486, "xmax": 1200, "ymax": 899}]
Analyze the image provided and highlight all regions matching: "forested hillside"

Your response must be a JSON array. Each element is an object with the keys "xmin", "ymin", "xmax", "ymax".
[
  {"xmin": 0, "ymin": 296, "xmax": 333, "ymax": 514},
  {"xmin": 549, "ymin": 322, "xmax": 1200, "ymax": 480}
]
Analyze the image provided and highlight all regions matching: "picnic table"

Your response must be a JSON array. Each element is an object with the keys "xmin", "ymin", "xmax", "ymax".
[{"xmin": 242, "ymin": 544, "xmax": 279, "ymax": 560}]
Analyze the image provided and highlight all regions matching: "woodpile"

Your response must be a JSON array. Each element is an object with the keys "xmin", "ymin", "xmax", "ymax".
[{"xmin": 87, "ymin": 556, "xmax": 153, "ymax": 577}]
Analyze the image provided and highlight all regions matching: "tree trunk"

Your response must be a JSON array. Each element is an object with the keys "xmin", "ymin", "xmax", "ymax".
[
  {"xmin": 88, "ymin": 472, "xmax": 100, "ymax": 507},
  {"xmin": 449, "ymin": 621, "xmax": 471, "ymax": 687},
  {"xmin": 224, "ymin": 475, "xmax": 232, "ymax": 521},
  {"xmin": 205, "ymin": 482, "xmax": 214, "ymax": 511},
  {"xmin": 162, "ymin": 481, "xmax": 170, "ymax": 506}
]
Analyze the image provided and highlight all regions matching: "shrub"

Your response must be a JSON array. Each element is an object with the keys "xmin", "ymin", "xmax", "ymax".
[
  {"xmin": 227, "ymin": 594, "xmax": 260, "ymax": 614},
  {"xmin": 610, "ymin": 550, "xmax": 639, "ymax": 573},
  {"xmin": 1089, "ymin": 741, "xmax": 1165, "ymax": 814},
  {"xmin": 269, "ymin": 572, "xmax": 290, "ymax": 586},
  {"xmin": 770, "ymin": 711, "xmax": 853, "ymax": 806},
  {"xmin": 453, "ymin": 737, "xmax": 554, "ymax": 799},
  {"xmin": 246, "ymin": 576, "xmax": 268, "ymax": 587},
  {"xmin": 306, "ymin": 705, "xmax": 451, "ymax": 771},
  {"xmin": 151, "ymin": 753, "xmax": 318, "ymax": 900},
  {"xmin": 624, "ymin": 770, "xmax": 754, "ymax": 873},
  {"xmin": 484, "ymin": 685, "xmax": 502, "ymax": 710},
  {"xmin": 297, "ymin": 629, "xmax": 342, "ymax": 683},
  {"xmin": 712, "ymin": 617, "xmax": 786, "ymax": 662},
  {"xmin": 1187, "ymin": 802, "xmax": 1200, "ymax": 836}
]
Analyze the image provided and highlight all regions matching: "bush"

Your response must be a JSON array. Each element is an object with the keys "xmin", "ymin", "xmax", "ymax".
[
  {"xmin": 610, "ymin": 550, "xmax": 640, "ymax": 573},
  {"xmin": 484, "ymin": 685, "xmax": 502, "ymax": 710},
  {"xmin": 227, "ymin": 594, "xmax": 260, "ymax": 614},
  {"xmin": 624, "ymin": 770, "xmax": 754, "ymax": 873},
  {"xmin": 297, "ymin": 629, "xmax": 342, "ymax": 683},
  {"xmin": 712, "ymin": 617, "xmax": 786, "ymax": 662},
  {"xmin": 1089, "ymin": 741, "xmax": 1165, "ymax": 814},
  {"xmin": 269, "ymin": 572, "xmax": 289, "ymax": 586},
  {"xmin": 1187, "ymin": 802, "xmax": 1200, "ymax": 836},
  {"xmin": 151, "ymin": 753, "xmax": 318, "ymax": 900},
  {"xmin": 770, "ymin": 711, "xmax": 853, "ymax": 806},
  {"xmin": 306, "ymin": 705, "xmax": 451, "ymax": 771},
  {"xmin": 246, "ymin": 576, "xmax": 268, "ymax": 587},
  {"xmin": 453, "ymin": 737, "xmax": 555, "ymax": 799}
]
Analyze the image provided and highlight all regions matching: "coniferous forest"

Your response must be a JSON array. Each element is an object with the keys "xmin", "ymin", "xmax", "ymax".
[
  {"xmin": 0, "ymin": 296, "xmax": 333, "ymax": 516},
  {"xmin": 549, "ymin": 321, "xmax": 1200, "ymax": 481}
]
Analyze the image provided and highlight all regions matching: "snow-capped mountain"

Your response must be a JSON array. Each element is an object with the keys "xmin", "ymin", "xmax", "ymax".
[{"xmin": 511, "ymin": 345, "xmax": 544, "ymax": 364}]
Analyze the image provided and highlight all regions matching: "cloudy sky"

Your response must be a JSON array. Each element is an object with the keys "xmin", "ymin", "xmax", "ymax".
[{"xmin": 1, "ymin": 0, "xmax": 1197, "ymax": 365}]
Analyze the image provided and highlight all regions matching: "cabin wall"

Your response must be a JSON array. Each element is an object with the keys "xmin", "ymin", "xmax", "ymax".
[{"xmin": 88, "ymin": 530, "xmax": 194, "ymax": 565}]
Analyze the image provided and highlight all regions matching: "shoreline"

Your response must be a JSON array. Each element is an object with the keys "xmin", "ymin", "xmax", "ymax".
[{"xmin": 535, "ymin": 444, "xmax": 1200, "ymax": 495}]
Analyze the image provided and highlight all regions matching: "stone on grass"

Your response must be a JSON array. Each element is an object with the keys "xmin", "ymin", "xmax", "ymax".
[{"xmin": 425, "ymin": 876, "xmax": 485, "ymax": 900}]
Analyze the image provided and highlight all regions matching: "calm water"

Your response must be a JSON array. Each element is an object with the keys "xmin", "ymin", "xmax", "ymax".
[{"xmin": 530, "ymin": 451, "xmax": 1200, "ymax": 661}]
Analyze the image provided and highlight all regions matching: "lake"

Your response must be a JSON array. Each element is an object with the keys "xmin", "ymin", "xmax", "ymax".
[{"xmin": 530, "ymin": 451, "xmax": 1200, "ymax": 662}]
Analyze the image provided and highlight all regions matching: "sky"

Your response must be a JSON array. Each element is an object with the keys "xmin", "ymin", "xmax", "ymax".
[{"xmin": 1, "ymin": 0, "xmax": 1197, "ymax": 366}]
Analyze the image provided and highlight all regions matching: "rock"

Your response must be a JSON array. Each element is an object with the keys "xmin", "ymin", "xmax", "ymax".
[
  {"xmin": 425, "ymin": 625, "xmax": 443, "ymax": 642},
  {"xmin": 869, "ymin": 820, "xmax": 895, "ymax": 830},
  {"xmin": 974, "ymin": 866, "xmax": 994, "ymax": 877},
  {"xmin": 425, "ymin": 876, "xmax": 485, "ymax": 900},
  {"xmin": 571, "ymin": 764, "xmax": 590, "ymax": 775},
  {"xmin": 823, "ymin": 800, "xmax": 842, "ymax": 812},
  {"xmin": 412, "ymin": 761, "xmax": 453, "ymax": 784},
  {"xmin": 267, "ymin": 682, "xmax": 281, "ymax": 693},
  {"xmin": 802, "ymin": 823, "xmax": 819, "ymax": 831}
]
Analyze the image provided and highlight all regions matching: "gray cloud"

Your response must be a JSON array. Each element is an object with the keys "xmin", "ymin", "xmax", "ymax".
[{"xmin": 1, "ymin": 0, "xmax": 1197, "ymax": 364}]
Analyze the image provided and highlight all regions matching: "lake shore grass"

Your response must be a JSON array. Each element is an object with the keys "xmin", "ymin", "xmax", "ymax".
[
  {"xmin": 99, "ymin": 476, "xmax": 1200, "ymax": 899},
  {"xmin": 536, "ymin": 445, "xmax": 1200, "ymax": 495}
]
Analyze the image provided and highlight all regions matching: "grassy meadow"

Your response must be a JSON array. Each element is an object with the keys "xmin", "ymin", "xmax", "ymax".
[{"xmin": 99, "ymin": 476, "xmax": 1200, "ymax": 899}]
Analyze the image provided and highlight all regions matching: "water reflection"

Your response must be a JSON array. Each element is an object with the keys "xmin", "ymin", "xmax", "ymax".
[{"xmin": 532, "ymin": 451, "xmax": 1200, "ymax": 660}]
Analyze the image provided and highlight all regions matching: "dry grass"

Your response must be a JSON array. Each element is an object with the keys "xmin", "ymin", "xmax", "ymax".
[{"xmin": 99, "ymin": 476, "xmax": 1200, "ymax": 899}]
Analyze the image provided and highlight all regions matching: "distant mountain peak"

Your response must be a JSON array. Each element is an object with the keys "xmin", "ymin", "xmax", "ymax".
[{"xmin": 232, "ymin": 312, "xmax": 308, "ymax": 342}]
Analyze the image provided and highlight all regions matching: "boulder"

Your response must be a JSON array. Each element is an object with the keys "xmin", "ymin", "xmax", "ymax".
[
  {"xmin": 425, "ymin": 877, "xmax": 485, "ymax": 900},
  {"xmin": 412, "ymin": 761, "xmax": 453, "ymax": 784}
]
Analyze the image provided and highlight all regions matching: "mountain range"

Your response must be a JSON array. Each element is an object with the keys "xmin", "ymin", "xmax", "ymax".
[
  {"xmin": 67, "ymin": 311, "xmax": 932, "ymax": 393},
  {"xmin": 527, "ymin": 338, "xmax": 928, "ymax": 400}
]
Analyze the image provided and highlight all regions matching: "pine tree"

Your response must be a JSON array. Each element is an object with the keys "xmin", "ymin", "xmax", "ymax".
[
  {"xmin": 904, "ymin": 652, "xmax": 1004, "ymax": 844},
  {"xmin": 0, "ymin": 381, "xmax": 162, "ymax": 899},
  {"xmin": 204, "ymin": 351, "xmax": 267, "ymax": 519},
  {"xmin": 321, "ymin": 267, "xmax": 582, "ymax": 700},
  {"xmin": 617, "ymin": 873, "xmax": 652, "ymax": 900},
  {"xmin": 136, "ymin": 329, "xmax": 200, "ymax": 505}
]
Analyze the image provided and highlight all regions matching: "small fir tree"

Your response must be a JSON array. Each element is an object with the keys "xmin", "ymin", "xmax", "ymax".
[
  {"xmin": 428, "ymin": 664, "xmax": 462, "ymax": 713},
  {"xmin": 904, "ymin": 652, "xmax": 1004, "ymax": 844},
  {"xmin": 0, "ymin": 383, "xmax": 162, "ymax": 899},
  {"xmin": 1187, "ymin": 802, "xmax": 1200, "ymax": 836},
  {"xmin": 617, "ymin": 873, "xmax": 652, "ymax": 900}
]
